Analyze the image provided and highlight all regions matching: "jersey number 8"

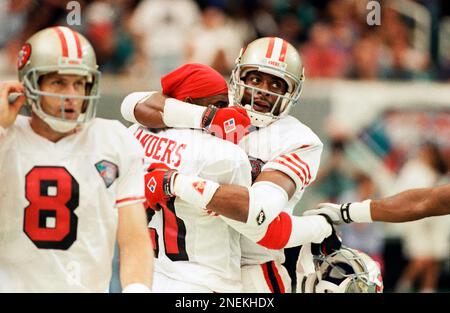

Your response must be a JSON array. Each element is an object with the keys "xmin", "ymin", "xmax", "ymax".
[{"xmin": 23, "ymin": 166, "xmax": 79, "ymax": 250}]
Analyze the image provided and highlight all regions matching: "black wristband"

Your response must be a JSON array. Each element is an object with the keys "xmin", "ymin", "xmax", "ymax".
[
  {"xmin": 340, "ymin": 203, "xmax": 354, "ymax": 223},
  {"xmin": 200, "ymin": 105, "xmax": 218, "ymax": 129},
  {"xmin": 162, "ymin": 170, "xmax": 177, "ymax": 196}
]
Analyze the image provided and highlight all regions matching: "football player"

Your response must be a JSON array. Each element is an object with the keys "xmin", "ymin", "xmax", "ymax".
[
  {"xmin": 122, "ymin": 37, "xmax": 325, "ymax": 292},
  {"xmin": 130, "ymin": 63, "xmax": 331, "ymax": 292},
  {"xmin": 0, "ymin": 27, "xmax": 152, "ymax": 292},
  {"xmin": 304, "ymin": 184, "xmax": 450, "ymax": 224}
]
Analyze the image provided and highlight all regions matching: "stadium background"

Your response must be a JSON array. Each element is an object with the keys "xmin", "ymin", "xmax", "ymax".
[{"xmin": 1, "ymin": 0, "xmax": 449, "ymax": 292}]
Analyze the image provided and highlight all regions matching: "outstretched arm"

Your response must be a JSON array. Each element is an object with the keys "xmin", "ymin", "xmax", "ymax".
[
  {"xmin": 304, "ymin": 184, "xmax": 450, "ymax": 224},
  {"xmin": 371, "ymin": 184, "xmax": 450, "ymax": 222}
]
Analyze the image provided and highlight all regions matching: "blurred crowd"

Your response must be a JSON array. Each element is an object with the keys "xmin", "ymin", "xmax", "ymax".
[
  {"xmin": 310, "ymin": 138, "xmax": 450, "ymax": 292},
  {"xmin": 1, "ymin": 0, "xmax": 449, "ymax": 293},
  {"xmin": 1, "ymin": 0, "xmax": 450, "ymax": 80}
]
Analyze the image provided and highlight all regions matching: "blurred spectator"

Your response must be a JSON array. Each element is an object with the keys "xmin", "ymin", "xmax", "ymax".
[
  {"xmin": 0, "ymin": 0, "xmax": 35, "ymax": 75},
  {"xmin": 300, "ymin": 23, "xmax": 348, "ymax": 78},
  {"xmin": 347, "ymin": 34, "xmax": 384, "ymax": 80},
  {"xmin": 339, "ymin": 172, "xmax": 385, "ymax": 276},
  {"xmin": 129, "ymin": 0, "xmax": 200, "ymax": 78},
  {"xmin": 273, "ymin": 0, "xmax": 317, "ymax": 43},
  {"xmin": 393, "ymin": 142, "xmax": 450, "ymax": 293},
  {"xmin": 185, "ymin": 6, "xmax": 243, "ymax": 74},
  {"xmin": 84, "ymin": 0, "xmax": 135, "ymax": 73},
  {"xmin": 314, "ymin": 139, "xmax": 355, "ymax": 202},
  {"xmin": 325, "ymin": 0, "xmax": 362, "ymax": 52},
  {"xmin": 249, "ymin": 0, "xmax": 279, "ymax": 38},
  {"xmin": 378, "ymin": 6, "xmax": 431, "ymax": 80},
  {"xmin": 277, "ymin": 13, "xmax": 303, "ymax": 46}
]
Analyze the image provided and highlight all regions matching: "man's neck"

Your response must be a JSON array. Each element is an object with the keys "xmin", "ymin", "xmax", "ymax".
[{"xmin": 30, "ymin": 114, "xmax": 76, "ymax": 143}]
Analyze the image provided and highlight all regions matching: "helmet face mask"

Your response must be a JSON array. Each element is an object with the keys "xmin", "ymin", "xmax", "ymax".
[
  {"xmin": 18, "ymin": 27, "xmax": 101, "ymax": 133},
  {"xmin": 297, "ymin": 245, "xmax": 384, "ymax": 293},
  {"xmin": 229, "ymin": 37, "xmax": 305, "ymax": 127}
]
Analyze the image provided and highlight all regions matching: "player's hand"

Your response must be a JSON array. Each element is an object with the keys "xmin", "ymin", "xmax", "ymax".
[
  {"xmin": 310, "ymin": 214, "xmax": 342, "ymax": 256},
  {"xmin": 303, "ymin": 202, "xmax": 346, "ymax": 225},
  {"xmin": 201, "ymin": 105, "xmax": 251, "ymax": 144},
  {"xmin": 144, "ymin": 162, "xmax": 177, "ymax": 211},
  {"xmin": 0, "ymin": 81, "xmax": 26, "ymax": 128}
]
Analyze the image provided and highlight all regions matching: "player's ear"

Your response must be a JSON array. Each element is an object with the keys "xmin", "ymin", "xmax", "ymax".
[{"xmin": 184, "ymin": 96, "xmax": 193, "ymax": 104}]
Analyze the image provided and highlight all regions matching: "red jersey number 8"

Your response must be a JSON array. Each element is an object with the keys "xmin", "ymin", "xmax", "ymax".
[{"xmin": 23, "ymin": 166, "xmax": 79, "ymax": 250}]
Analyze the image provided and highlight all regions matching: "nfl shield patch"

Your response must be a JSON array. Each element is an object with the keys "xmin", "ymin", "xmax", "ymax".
[
  {"xmin": 95, "ymin": 160, "xmax": 119, "ymax": 188},
  {"xmin": 223, "ymin": 118, "xmax": 236, "ymax": 134}
]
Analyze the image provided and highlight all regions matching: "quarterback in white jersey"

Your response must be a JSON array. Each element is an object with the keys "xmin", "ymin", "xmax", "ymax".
[
  {"xmin": 0, "ymin": 27, "xmax": 152, "ymax": 292},
  {"xmin": 122, "ymin": 41, "xmax": 333, "ymax": 293}
]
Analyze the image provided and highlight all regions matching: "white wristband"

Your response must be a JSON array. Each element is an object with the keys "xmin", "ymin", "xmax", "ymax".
[
  {"xmin": 349, "ymin": 200, "xmax": 373, "ymax": 223},
  {"xmin": 122, "ymin": 283, "xmax": 151, "ymax": 293},
  {"xmin": 120, "ymin": 92, "xmax": 156, "ymax": 124},
  {"xmin": 172, "ymin": 174, "xmax": 220, "ymax": 209},
  {"xmin": 163, "ymin": 98, "xmax": 206, "ymax": 129}
]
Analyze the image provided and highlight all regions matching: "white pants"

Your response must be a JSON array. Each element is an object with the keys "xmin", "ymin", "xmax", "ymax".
[
  {"xmin": 241, "ymin": 261, "xmax": 291, "ymax": 293},
  {"xmin": 152, "ymin": 271, "xmax": 214, "ymax": 293}
]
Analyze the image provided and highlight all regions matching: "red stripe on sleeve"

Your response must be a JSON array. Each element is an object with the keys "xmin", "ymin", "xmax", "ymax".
[
  {"xmin": 53, "ymin": 27, "xmax": 68, "ymax": 57},
  {"xmin": 280, "ymin": 155, "xmax": 309, "ymax": 184},
  {"xmin": 115, "ymin": 196, "xmax": 146, "ymax": 205},
  {"xmin": 279, "ymin": 40, "xmax": 288, "ymax": 62},
  {"xmin": 290, "ymin": 154, "xmax": 311, "ymax": 181},
  {"xmin": 265, "ymin": 37, "xmax": 275, "ymax": 58},
  {"xmin": 273, "ymin": 159, "xmax": 306, "ymax": 186}
]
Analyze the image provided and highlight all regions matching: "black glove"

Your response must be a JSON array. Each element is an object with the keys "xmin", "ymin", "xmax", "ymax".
[{"xmin": 311, "ymin": 214, "xmax": 342, "ymax": 256}]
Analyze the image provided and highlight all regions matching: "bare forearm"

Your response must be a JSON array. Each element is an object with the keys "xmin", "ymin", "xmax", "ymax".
[
  {"xmin": 117, "ymin": 203, "xmax": 154, "ymax": 289},
  {"xmin": 119, "ymin": 239, "xmax": 153, "ymax": 288},
  {"xmin": 371, "ymin": 185, "xmax": 450, "ymax": 222},
  {"xmin": 206, "ymin": 185, "xmax": 249, "ymax": 222},
  {"xmin": 134, "ymin": 93, "xmax": 167, "ymax": 128}
]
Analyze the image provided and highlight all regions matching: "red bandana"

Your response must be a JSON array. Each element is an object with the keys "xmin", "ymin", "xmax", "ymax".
[{"xmin": 161, "ymin": 63, "xmax": 228, "ymax": 101}]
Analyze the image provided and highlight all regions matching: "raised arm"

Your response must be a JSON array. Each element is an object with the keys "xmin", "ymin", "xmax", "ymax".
[{"xmin": 0, "ymin": 81, "xmax": 26, "ymax": 130}]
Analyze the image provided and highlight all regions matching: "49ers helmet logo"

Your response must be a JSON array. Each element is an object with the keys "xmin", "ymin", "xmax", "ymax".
[{"xmin": 18, "ymin": 43, "xmax": 32, "ymax": 70}]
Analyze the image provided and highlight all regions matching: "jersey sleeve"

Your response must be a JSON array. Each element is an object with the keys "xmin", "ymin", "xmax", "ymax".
[
  {"xmin": 262, "ymin": 143, "xmax": 323, "ymax": 192},
  {"xmin": 114, "ymin": 122, "xmax": 147, "ymax": 208}
]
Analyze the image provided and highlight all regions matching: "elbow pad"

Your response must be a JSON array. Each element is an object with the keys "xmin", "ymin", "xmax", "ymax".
[{"xmin": 246, "ymin": 181, "xmax": 289, "ymax": 228}]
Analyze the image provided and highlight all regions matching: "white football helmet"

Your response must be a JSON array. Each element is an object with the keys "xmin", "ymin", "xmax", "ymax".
[
  {"xmin": 297, "ymin": 245, "xmax": 384, "ymax": 293},
  {"xmin": 18, "ymin": 26, "xmax": 100, "ymax": 133},
  {"xmin": 229, "ymin": 37, "xmax": 305, "ymax": 127}
]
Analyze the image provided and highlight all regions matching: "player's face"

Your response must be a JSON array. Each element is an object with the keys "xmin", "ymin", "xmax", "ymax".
[
  {"xmin": 39, "ymin": 73, "xmax": 87, "ymax": 120},
  {"xmin": 190, "ymin": 93, "xmax": 229, "ymax": 108},
  {"xmin": 241, "ymin": 71, "xmax": 288, "ymax": 114}
]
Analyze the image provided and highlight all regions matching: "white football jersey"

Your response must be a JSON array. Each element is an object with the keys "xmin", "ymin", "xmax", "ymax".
[
  {"xmin": 0, "ymin": 116, "xmax": 146, "ymax": 292},
  {"xmin": 237, "ymin": 115, "xmax": 323, "ymax": 266},
  {"xmin": 129, "ymin": 124, "xmax": 252, "ymax": 292}
]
